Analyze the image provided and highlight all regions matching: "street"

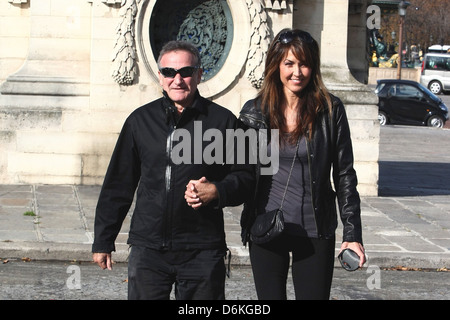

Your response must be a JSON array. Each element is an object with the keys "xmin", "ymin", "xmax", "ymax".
[{"xmin": 0, "ymin": 259, "xmax": 449, "ymax": 300}]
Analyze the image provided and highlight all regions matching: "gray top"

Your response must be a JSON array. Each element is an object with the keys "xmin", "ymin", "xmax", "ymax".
[{"xmin": 257, "ymin": 135, "xmax": 317, "ymax": 238}]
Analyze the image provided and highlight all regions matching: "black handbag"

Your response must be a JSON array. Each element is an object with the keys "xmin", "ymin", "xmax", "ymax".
[
  {"xmin": 249, "ymin": 208, "xmax": 284, "ymax": 244},
  {"xmin": 250, "ymin": 138, "xmax": 300, "ymax": 244}
]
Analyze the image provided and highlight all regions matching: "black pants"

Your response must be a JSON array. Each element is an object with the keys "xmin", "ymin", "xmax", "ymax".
[
  {"xmin": 250, "ymin": 234, "xmax": 335, "ymax": 300},
  {"xmin": 128, "ymin": 246, "xmax": 226, "ymax": 300}
]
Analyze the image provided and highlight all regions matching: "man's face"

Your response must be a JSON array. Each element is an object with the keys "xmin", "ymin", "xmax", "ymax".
[{"xmin": 158, "ymin": 50, "xmax": 202, "ymax": 111}]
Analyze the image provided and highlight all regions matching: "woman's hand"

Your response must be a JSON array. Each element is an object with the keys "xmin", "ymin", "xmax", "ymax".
[{"xmin": 340, "ymin": 241, "xmax": 366, "ymax": 267}]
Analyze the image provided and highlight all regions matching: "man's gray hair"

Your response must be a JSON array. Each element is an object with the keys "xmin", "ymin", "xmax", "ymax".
[{"xmin": 157, "ymin": 40, "xmax": 202, "ymax": 68}]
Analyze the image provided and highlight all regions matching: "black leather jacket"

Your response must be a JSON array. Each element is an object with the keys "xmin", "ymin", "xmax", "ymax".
[{"xmin": 238, "ymin": 95, "xmax": 363, "ymax": 245}]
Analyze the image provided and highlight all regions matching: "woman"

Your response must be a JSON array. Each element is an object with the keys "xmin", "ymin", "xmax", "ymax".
[{"xmin": 238, "ymin": 28, "xmax": 366, "ymax": 300}]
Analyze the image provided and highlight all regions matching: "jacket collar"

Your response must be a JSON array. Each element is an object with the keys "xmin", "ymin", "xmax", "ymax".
[
  {"xmin": 239, "ymin": 98, "xmax": 269, "ymax": 129},
  {"xmin": 162, "ymin": 90, "xmax": 207, "ymax": 125}
]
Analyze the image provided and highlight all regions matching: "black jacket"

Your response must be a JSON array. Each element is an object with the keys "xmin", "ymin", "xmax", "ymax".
[
  {"xmin": 92, "ymin": 91, "xmax": 254, "ymax": 253},
  {"xmin": 238, "ymin": 95, "xmax": 363, "ymax": 245}
]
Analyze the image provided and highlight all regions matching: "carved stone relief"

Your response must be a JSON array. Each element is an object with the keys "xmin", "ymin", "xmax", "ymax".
[
  {"xmin": 150, "ymin": 0, "xmax": 233, "ymax": 82},
  {"xmin": 111, "ymin": 0, "xmax": 142, "ymax": 85},
  {"xmin": 245, "ymin": 0, "xmax": 270, "ymax": 89},
  {"xmin": 264, "ymin": 0, "xmax": 288, "ymax": 11},
  {"xmin": 110, "ymin": 0, "xmax": 278, "ymax": 91}
]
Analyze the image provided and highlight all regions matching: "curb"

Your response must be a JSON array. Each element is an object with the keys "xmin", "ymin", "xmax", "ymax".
[{"xmin": 2, "ymin": 242, "xmax": 449, "ymax": 270}]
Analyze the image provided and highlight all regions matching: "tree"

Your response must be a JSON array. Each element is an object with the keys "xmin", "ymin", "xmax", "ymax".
[
  {"xmin": 405, "ymin": 0, "xmax": 449, "ymax": 50},
  {"xmin": 377, "ymin": 0, "xmax": 449, "ymax": 53}
]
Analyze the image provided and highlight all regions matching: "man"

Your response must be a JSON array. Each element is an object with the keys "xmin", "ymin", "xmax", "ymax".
[{"xmin": 92, "ymin": 41, "xmax": 253, "ymax": 300}]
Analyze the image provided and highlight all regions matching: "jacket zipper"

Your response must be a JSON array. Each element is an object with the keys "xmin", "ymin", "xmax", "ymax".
[
  {"xmin": 305, "ymin": 137, "xmax": 320, "ymax": 238},
  {"xmin": 165, "ymin": 127, "xmax": 174, "ymax": 194},
  {"xmin": 163, "ymin": 121, "xmax": 175, "ymax": 249},
  {"xmin": 240, "ymin": 112, "xmax": 268, "ymax": 245}
]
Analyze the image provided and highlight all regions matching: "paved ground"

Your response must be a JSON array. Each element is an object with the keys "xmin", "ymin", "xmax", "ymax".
[
  {"xmin": 1, "ymin": 125, "xmax": 450, "ymax": 270},
  {"xmin": 0, "ymin": 259, "xmax": 448, "ymax": 300},
  {"xmin": 0, "ymin": 123, "xmax": 450, "ymax": 302}
]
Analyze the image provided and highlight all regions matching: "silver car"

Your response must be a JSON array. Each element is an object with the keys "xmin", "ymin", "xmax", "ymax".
[{"xmin": 420, "ymin": 53, "xmax": 450, "ymax": 95}]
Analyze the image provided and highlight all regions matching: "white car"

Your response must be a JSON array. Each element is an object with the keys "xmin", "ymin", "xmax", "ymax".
[{"xmin": 420, "ymin": 53, "xmax": 450, "ymax": 95}]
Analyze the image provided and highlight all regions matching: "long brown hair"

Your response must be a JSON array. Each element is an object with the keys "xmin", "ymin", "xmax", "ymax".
[{"xmin": 257, "ymin": 28, "xmax": 332, "ymax": 144}]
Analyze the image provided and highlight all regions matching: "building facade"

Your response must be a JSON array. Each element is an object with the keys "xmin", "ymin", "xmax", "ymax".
[{"xmin": 0, "ymin": 0, "xmax": 379, "ymax": 195}]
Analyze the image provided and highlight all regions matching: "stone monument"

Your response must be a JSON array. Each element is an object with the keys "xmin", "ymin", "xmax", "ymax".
[{"xmin": 0, "ymin": 0, "xmax": 378, "ymax": 195}]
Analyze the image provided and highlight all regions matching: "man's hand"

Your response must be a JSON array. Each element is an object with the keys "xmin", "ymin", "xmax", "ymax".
[
  {"xmin": 185, "ymin": 177, "xmax": 218, "ymax": 209},
  {"xmin": 93, "ymin": 252, "xmax": 113, "ymax": 270}
]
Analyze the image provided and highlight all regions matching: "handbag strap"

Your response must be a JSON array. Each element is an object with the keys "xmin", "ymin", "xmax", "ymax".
[{"xmin": 279, "ymin": 137, "xmax": 301, "ymax": 211}]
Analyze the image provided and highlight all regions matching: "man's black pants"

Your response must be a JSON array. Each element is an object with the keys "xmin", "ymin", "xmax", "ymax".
[{"xmin": 128, "ymin": 246, "xmax": 226, "ymax": 300}]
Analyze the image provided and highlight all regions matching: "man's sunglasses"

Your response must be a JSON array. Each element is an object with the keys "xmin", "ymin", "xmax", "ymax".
[
  {"xmin": 277, "ymin": 30, "xmax": 314, "ymax": 45},
  {"xmin": 159, "ymin": 66, "xmax": 199, "ymax": 78}
]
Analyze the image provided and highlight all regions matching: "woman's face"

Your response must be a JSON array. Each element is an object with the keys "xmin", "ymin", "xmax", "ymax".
[{"xmin": 279, "ymin": 48, "xmax": 312, "ymax": 96}]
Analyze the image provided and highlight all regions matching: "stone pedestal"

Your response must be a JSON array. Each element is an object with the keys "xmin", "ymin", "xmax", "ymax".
[
  {"xmin": 294, "ymin": 0, "xmax": 379, "ymax": 196},
  {"xmin": 1, "ymin": 1, "xmax": 90, "ymax": 97},
  {"xmin": 0, "ymin": 1, "xmax": 92, "ymax": 184},
  {"xmin": 0, "ymin": 0, "xmax": 379, "ymax": 195}
]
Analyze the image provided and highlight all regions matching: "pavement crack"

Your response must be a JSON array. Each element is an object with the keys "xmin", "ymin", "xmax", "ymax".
[
  {"xmin": 31, "ymin": 185, "xmax": 44, "ymax": 242},
  {"xmin": 73, "ymin": 185, "xmax": 93, "ymax": 243}
]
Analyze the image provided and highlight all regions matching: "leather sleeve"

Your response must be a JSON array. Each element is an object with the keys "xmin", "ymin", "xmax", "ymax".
[{"xmin": 331, "ymin": 99, "xmax": 363, "ymax": 244}]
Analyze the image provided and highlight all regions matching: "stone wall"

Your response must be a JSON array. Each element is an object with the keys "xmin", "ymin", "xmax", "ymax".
[
  {"xmin": 368, "ymin": 67, "xmax": 421, "ymax": 85},
  {"xmin": 294, "ymin": 0, "xmax": 379, "ymax": 196},
  {"xmin": 0, "ymin": 0, "xmax": 379, "ymax": 195}
]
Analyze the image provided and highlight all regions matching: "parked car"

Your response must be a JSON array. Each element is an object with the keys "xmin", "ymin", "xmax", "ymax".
[
  {"xmin": 427, "ymin": 44, "xmax": 450, "ymax": 53},
  {"xmin": 375, "ymin": 79, "xmax": 449, "ymax": 128},
  {"xmin": 420, "ymin": 52, "xmax": 450, "ymax": 95}
]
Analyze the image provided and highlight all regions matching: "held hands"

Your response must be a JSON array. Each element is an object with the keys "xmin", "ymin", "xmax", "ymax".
[
  {"xmin": 184, "ymin": 177, "xmax": 218, "ymax": 210},
  {"xmin": 339, "ymin": 241, "xmax": 367, "ymax": 268}
]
